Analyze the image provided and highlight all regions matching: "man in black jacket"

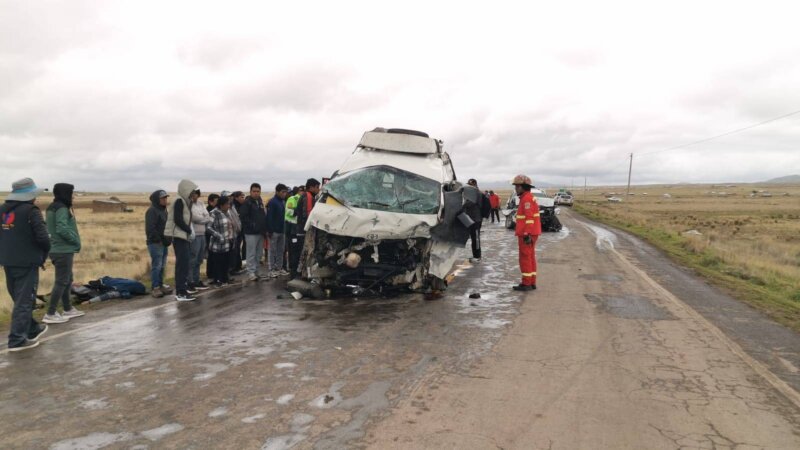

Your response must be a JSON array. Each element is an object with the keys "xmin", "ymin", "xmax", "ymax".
[
  {"xmin": 466, "ymin": 179, "xmax": 490, "ymax": 263},
  {"xmin": 145, "ymin": 190, "xmax": 172, "ymax": 298},
  {"xmin": 0, "ymin": 178, "xmax": 51, "ymax": 351},
  {"xmin": 238, "ymin": 183, "xmax": 268, "ymax": 281}
]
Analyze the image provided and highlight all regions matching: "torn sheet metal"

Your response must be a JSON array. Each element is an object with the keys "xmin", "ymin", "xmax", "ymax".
[
  {"xmin": 428, "ymin": 239, "xmax": 463, "ymax": 280},
  {"xmin": 307, "ymin": 202, "xmax": 439, "ymax": 240}
]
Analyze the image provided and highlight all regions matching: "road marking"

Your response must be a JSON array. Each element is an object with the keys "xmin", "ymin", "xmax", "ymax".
[{"xmin": 578, "ymin": 219, "xmax": 800, "ymax": 410}]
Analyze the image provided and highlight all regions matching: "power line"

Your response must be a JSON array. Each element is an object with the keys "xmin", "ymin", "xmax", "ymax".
[{"xmin": 638, "ymin": 108, "xmax": 800, "ymax": 157}]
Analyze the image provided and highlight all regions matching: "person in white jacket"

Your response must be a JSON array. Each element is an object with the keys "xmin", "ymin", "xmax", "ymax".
[{"xmin": 189, "ymin": 189, "xmax": 213, "ymax": 290}]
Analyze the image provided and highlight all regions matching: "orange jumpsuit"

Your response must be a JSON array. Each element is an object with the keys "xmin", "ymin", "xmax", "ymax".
[{"xmin": 515, "ymin": 191, "xmax": 542, "ymax": 286}]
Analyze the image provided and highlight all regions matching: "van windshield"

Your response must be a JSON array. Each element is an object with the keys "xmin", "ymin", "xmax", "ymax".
[{"xmin": 324, "ymin": 165, "xmax": 440, "ymax": 214}]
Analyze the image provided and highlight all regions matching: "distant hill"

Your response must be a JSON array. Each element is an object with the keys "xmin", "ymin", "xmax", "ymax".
[{"xmin": 765, "ymin": 175, "xmax": 800, "ymax": 184}]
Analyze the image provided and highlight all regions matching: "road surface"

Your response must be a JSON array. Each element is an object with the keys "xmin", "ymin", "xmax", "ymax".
[{"xmin": 1, "ymin": 210, "xmax": 799, "ymax": 449}]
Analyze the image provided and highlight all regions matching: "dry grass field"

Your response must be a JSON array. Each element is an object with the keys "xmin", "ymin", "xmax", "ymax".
[
  {"xmin": 574, "ymin": 183, "xmax": 800, "ymax": 331},
  {"xmin": 0, "ymin": 193, "xmax": 163, "ymax": 320}
]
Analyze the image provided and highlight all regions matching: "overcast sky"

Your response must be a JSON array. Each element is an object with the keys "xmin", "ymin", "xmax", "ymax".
[{"xmin": 2, "ymin": 0, "xmax": 799, "ymax": 192}]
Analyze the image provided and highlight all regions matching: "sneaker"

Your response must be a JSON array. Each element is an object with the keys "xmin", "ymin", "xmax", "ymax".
[
  {"xmin": 470, "ymin": 258, "xmax": 482, "ymax": 264},
  {"xmin": 278, "ymin": 270, "xmax": 290, "ymax": 276},
  {"xmin": 161, "ymin": 284, "xmax": 174, "ymax": 294},
  {"xmin": 42, "ymin": 312, "xmax": 69, "ymax": 324},
  {"xmin": 269, "ymin": 271, "xmax": 279, "ymax": 279},
  {"xmin": 8, "ymin": 339, "xmax": 40, "ymax": 352},
  {"xmin": 29, "ymin": 324, "xmax": 48, "ymax": 342},
  {"xmin": 210, "ymin": 281, "xmax": 223, "ymax": 289},
  {"xmin": 175, "ymin": 292, "xmax": 197, "ymax": 302},
  {"xmin": 248, "ymin": 274, "xmax": 259, "ymax": 282},
  {"xmin": 194, "ymin": 281, "xmax": 211, "ymax": 291},
  {"xmin": 257, "ymin": 274, "xmax": 270, "ymax": 281},
  {"xmin": 151, "ymin": 287, "xmax": 165, "ymax": 298},
  {"xmin": 62, "ymin": 307, "xmax": 85, "ymax": 319},
  {"xmin": 186, "ymin": 287, "xmax": 199, "ymax": 295}
]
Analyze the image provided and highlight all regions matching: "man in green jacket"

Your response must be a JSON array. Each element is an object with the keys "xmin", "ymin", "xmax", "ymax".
[
  {"xmin": 45, "ymin": 183, "xmax": 84, "ymax": 324},
  {"xmin": 284, "ymin": 186, "xmax": 304, "ymax": 279}
]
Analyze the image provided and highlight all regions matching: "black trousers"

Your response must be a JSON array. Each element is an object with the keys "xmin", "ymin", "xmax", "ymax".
[
  {"xmin": 490, "ymin": 208, "xmax": 500, "ymax": 223},
  {"xmin": 288, "ymin": 233, "xmax": 304, "ymax": 278},
  {"xmin": 229, "ymin": 233, "xmax": 244, "ymax": 272},
  {"xmin": 208, "ymin": 250, "xmax": 230, "ymax": 283},
  {"xmin": 470, "ymin": 223, "xmax": 482, "ymax": 259},
  {"xmin": 5, "ymin": 265, "xmax": 41, "ymax": 347}
]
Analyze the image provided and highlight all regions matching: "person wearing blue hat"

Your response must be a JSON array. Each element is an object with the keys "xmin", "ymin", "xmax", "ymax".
[{"xmin": 0, "ymin": 178, "xmax": 51, "ymax": 351}]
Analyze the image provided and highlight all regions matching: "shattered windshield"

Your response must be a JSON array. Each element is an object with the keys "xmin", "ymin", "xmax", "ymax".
[{"xmin": 324, "ymin": 165, "xmax": 441, "ymax": 214}]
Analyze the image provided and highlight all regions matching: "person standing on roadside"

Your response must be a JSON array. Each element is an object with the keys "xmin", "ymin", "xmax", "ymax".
[
  {"xmin": 511, "ymin": 175, "xmax": 542, "ymax": 291},
  {"xmin": 239, "ymin": 183, "xmax": 268, "ymax": 282},
  {"xmin": 188, "ymin": 189, "xmax": 212, "ymax": 291},
  {"xmin": 206, "ymin": 193, "xmax": 219, "ymax": 213},
  {"xmin": 229, "ymin": 191, "xmax": 246, "ymax": 275},
  {"xmin": 207, "ymin": 196, "xmax": 234, "ymax": 287},
  {"xmin": 489, "ymin": 190, "xmax": 501, "ymax": 224},
  {"xmin": 43, "ymin": 183, "xmax": 84, "ymax": 324},
  {"xmin": 145, "ymin": 190, "xmax": 172, "ymax": 298},
  {"xmin": 165, "ymin": 179, "xmax": 199, "ymax": 302},
  {"xmin": 0, "ymin": 178, "xmax": 51, "ymax": 351},
  {"xmin": 292, "ymin": 179, "xmax": 321, "ymax": 278},
  {"xmin": 266, "ymin": 184, "xmax": 289, "ymax": 278},
  {"xmin": 285, "ymin": 186, "xmax": 303, "ymax": 278},
  {"xmin": 466, "ymin": 179, "xmax": 490, "ymax": 263}
]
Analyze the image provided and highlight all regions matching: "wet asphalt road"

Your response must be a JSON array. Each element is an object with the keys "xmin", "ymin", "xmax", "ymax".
[{"xmin": 0, "ymin": 223, "xmax": 565, "ymax": 449}]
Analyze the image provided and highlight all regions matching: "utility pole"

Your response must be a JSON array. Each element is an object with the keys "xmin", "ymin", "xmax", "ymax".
[
  {"xmin": 626, "ymin": 153, "xmax": 633, "ymax": 199},
  {"xmin": 584, "ymin": 176, "xmax": 587, "ymax": 201}
]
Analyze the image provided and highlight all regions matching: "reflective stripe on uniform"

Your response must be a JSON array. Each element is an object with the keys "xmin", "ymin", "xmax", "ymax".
[
  {"xmin": 525, "ymin": 220, "xmax": 535, "ymax": 224},
  {"xmin": 516, "ymin": 215, "xmax": 526, "ymax": 219},
  {"xmin": 521, "ymin": 272, "xmax": 537, "ymax": 276},
  {"xmin": 533, "ymin": 214, "xmax": 540, "ymax": 217}
]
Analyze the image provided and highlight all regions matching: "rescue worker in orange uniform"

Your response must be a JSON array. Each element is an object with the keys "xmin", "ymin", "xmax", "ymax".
[{"xmin": 512, "ymin": 175, "xmax": 541, "ymax": 291}]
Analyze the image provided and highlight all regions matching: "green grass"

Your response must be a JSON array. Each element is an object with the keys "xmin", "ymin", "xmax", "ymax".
[{"xmin": 575, "ymin": 203, "xmax": 800, "ymax": 333}]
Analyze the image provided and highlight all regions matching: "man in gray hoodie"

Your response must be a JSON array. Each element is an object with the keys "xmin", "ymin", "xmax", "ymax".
[{"xmin": 165, "ymin": 180, "xmax": 199, "ymax": 302}]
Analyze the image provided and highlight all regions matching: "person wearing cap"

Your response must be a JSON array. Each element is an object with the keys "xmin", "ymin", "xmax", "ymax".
[
  {"xmin": 165, "ymin": 179, "xmax": 199, "ymax": 301},
  {"xmin": 145, "ymin": 190, "xmax": 173, "ymax": 298},
  {"xmin": 44, "ymin": 183, "xmax": 85, "ymax": 324},
  {"xmin": 0, "ymin": 178, "xmax": 51, "ymax": 351},
  {"xmin": 188, "ymin": 189, "xmax": 212, "ymax": 291},
  {"xmin": 511, "ymin": 175, "xmax": 542, "ymax": 291}
]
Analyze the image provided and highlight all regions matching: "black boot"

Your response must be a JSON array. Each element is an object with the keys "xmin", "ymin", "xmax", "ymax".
[{"xmin": 513, "ymin": 284, "xmax": 534, "ymax": 292}]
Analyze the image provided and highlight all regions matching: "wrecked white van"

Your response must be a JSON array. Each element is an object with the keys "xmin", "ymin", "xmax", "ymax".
[{"xmin": 297, "ymin": 128, "xmax": 479, "ymax": 297}]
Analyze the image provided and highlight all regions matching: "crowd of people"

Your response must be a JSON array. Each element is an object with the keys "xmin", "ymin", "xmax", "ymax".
[
  {"xmin": 0, "ymin": 174, "xmax": 540, "ymax": 352},
  {"xmin": 146, "ymin": 178, "xmax": 323, "ymax": 302}
]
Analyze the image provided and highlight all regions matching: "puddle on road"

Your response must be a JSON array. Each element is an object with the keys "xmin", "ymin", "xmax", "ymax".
[
  {"xmin": 578, "ymin": 274, "xmax": 624, "ymax": 283},
  {"xmin": 208, "ymin": 407, "xmax": 228, "ymax": 418},
  {"xmin": 585, "ymin": 294, "xmax": 675, "ymax": 320},
  {"xmin": 50, "ymin": 432, "xmax": 134, "ymax": 450},
  {"xmin": 140, "ymin": 423, "xmax": 184, "ymax": 441}
]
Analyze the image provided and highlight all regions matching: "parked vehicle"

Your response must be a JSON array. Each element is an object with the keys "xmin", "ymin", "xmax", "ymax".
[
  {"xmin": 502, "ymin": 188, "xmax": 562, "ymax": 232},
  {"xmin": 554, "ymin": 193, "xmax": 574, "ymax": 206},
  {"xmin": 296, "ymin": 128, "xmax": 479, "ymax": 297}
]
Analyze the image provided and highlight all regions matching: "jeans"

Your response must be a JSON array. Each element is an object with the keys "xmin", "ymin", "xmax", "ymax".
[
  {"xmin": 48, "ymin": 253, "xmax": 75, "ymax": 315},
  {"xmin": 208, "ymin": 250, "xmax": 230, "ymax": 283},
  {"xmin": 5, "ymin": 266, "xmax": 41, "ymax": 347},
  {"xmin": 268, "ymin": 233, "xmax": 286, "ymax": 271},
  {"xmin": 470, "ymin": 223, "xmax": 482, "ymax": 259},
  {"xmin": 244, "ymin": 234, "xmax": 265, "ymax": 277},
  {"xmin": 173, "ymin": 238, "xmax": 191, "ymax": 293},
  {"xmin": 147, "ymin": 243, "xmax": 169, "ymax": 289},
  {"xmin": 189, "ymin": 236, "xmax": 206, "ymax": 284}
]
